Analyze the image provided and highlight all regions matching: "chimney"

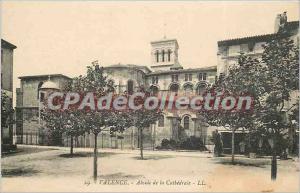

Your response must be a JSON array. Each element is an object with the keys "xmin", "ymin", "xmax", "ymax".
[{"xmin": 274, "ymin": 14, "xmax": 281, "ymax": 33}]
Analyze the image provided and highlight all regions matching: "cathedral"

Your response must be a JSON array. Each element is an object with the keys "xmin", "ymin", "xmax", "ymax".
[
  {"xmin": 15, "ymin": 13, "xmax": 299, "ymax": 152},
  {"xmin": 102, "ymin": 38, "xmax": 217, "ymax": 148},
  {"xmin": 15, "ymin": 38, "xmax": 217, "ymax": 150}
]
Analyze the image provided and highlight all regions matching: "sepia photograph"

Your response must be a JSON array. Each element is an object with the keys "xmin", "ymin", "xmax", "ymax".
[{"xmin": 1, "ymin": 1, "xmax": 299, "ymax": 192}]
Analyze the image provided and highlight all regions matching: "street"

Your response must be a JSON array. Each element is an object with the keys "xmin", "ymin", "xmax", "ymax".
[{"xmin": 1, "ymin": 145, "xmax": 299, "ymax": 192}]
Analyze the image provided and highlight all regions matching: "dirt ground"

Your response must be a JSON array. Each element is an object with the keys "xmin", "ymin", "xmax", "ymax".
[{"xmin": 1, "ymin": 145, "xmax": 299, "ymax": 192}]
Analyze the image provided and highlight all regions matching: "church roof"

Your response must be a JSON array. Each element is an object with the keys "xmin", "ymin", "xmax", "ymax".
[
  {"xmin": 218, "ymin": 21, "xmax": 299, "ymax": 47},
  {"xmin": 19, "ymin": 74, "xmax": 72, "ymax": 80},
  {"xmin": 151, "ymin": 38, "xmax": 178, "ymax": 44},
  {"xmin": 1, "ymin": 39, "xmax": 17, "ymax": 49},
  {"xmin": 104, "ymin": 63, "xmax": 152, "ymax": 73},
  {"xmin": 147, "ymin": 66, "xmax": 217, "ymax": 76},
  {"xmin": 40, "ymin": 80, "xmax": 60, "ymax": 90}
]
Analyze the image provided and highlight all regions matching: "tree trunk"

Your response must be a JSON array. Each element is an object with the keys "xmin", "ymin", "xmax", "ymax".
[
  {"xmin": 70, "ymin": 136, "xmax": 74, "ymax": 155},
  {"xmin": 140, "ymin": 128, "xmax": 144, "ymax": 160},
  {"xmin": 231, "ymin": 129, "xmax": 235, "ymax": 164},
  {"xmin": 93, "ymin": 133, "xmax": 98, "ymax": 182},
  {"xmin": 271, "ymin": 153, "xmax": 277, "ymax": 180},
  {"xmin": 271, "ymin": 137, "xmax": 277, "ymax": 180}
]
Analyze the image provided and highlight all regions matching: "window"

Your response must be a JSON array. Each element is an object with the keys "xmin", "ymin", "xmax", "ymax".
[
  {"xmin": 162, "ymin": 50, "xmax": 165, "ymax": 62},
  {"xmin": 167, "ymin": 50, "xmax": 171, "ymax": 62},
  {"xmin": 184, "ymin": 84, "xmax": 193, "ymax": 95},
  {"xmin": 169, "ymin": 83, "xmax": 179, "ymax": 93},
  {"xmin": 228, "ymin": 45, "xmax": 240, "ymax": 56},
  {"xmin": 37, "ymin": 82, "xmax": 44, "ymax": 99},
  {"xmin": 127, "ymin": 80, "xmax": 134, "ymax": 95},
  {"xmin": 150, "ymin": 85, "xmax": 159, "ymax": 95},
  {"xmin": 158, "ymin": 115, "xmax": 164, "ymax": 127},
  {"xmin": 203, "ymin": 73, "xmax": 207, "ymax": 81},
  {"xmin": 171, "ymin": 74, "xmax": 178, "ymax": 82},
  {"xmin": 155, "ymin": 50, "xmax": 160, "ymax": 62},
  {"xmin": 248, "ymin": 42, "xmax": 255, "ymax": 52},
  {"xmin": 198, "ymin": 73, "xmax": 207, "ymax": 81},
  {"xmin": 241, "ymin": 44, "xmax": 249, "ymax": 53},
  {"xmin": 152, "ymin": 76, "xmax": 158, "ymax": 84},
  {"xmin": 198, "ymin": 73, "xmax": 202, "ymax": 81},
  {"xmin": 196, "ymin": 83, "xmax": 206, "ymax": 95},
  {"xmin": 183, "ymin": 116, "xmax": 190, "ymax": 130},
  {"xmin": 185, "ymin": 74, "xmax": 192, "ymax": 81}
]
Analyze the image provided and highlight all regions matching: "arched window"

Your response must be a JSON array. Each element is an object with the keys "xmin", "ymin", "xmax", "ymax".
[
  {"xmin": 158, "ymin": 115, "xmax": 164, "ymax": 127},
  {"xmin": 169, "ymin": 83, "xmax": 179, "ymax": 93},
  {"xmin": 183, "ymin": 116, "xmax": 190, "ymax": 130},
  {"xmin": 184, "ymin": 84, "xmax": 193, "ymax": 95},
  {"xmin": 127, "ymin": 80, "xmax": 134, "ymax": 95},
  {"xmin": 155, "ymin": 50, "xmax": 159, "ymax": 63},
  {"xmin": 196, "ymin": 83, "xmax": 206, "ymax": 95},
  {"xmin": 162, "ymin": 50, "xmax": 165, "ymax": 62},
  {"xmin": 150, "ymin": 85, "xmax": 159, "ymax": 95},
  {"xmin": 167, "ymin": 50, "xmax": 171, "ymax": 62}
]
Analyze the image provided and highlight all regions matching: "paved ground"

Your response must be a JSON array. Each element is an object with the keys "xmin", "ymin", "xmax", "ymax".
[{"xmin": 1, "ymin": 145, "xmax": 299, "ymax": 192}]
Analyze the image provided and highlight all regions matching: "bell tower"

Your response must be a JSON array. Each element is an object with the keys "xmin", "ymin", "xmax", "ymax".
[{"xmin": 150, "ymin": 38, "xmax": 182, "ymax": 71}]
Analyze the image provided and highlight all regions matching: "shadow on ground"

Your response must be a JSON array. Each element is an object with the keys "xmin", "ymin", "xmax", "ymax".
[
  {"xmin": 132, "ymin": 155, "xmax": 174, "ymax": 160},
  {"xmin": 2, "ymin": 147, "xmax": 58, "ymax": 158},
  {"xmin": 2, "ymin": 167, "xmax": 40, "ymax": 177},
  {"xmin": 214, "ymin": 157, "xmax": 270, "ymax": 168},
  {"xmin": 59, "ymin": 152, "xmax": 115, "ymax": 158}
]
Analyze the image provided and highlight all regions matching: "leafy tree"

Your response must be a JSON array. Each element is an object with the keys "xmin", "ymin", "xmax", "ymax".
[
  {"xmin": 208, "ymin": 36, "xmax": 298, "ymax": 179},
  {"xmin": 77, "ymin": 64, "xmax": 116, "ymax": 182},
  {"xmin": 108, "ymin": 111, "xmax": 134, "ymax": 150},
  {"xmin": 1, "ymin": 91, "xmax": 14, "ymax": 144},
  {"xmin": 200, "ymin": 56, "xmax": 261, "ymax": 163},
  {"xmin": 42, "ymin": 109, "xmax": 86, "ymax": 155},
  {"xmin": 133, "ymin": 108, "xmax": 162, "ymax": 159},
  {"xmin": 256, "ymin": 36, "xmax": 299, "ymax": 180}
]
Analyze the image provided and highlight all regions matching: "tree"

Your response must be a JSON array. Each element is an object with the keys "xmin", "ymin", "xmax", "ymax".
[
  {"xmin": 256, "ymin": 36, "xmax": 299, "ymax": 180},
  {"xmin": 200, "ymin": 55, "xmax": 263, "ymax": 163},
  {"xmin": 42, "ymin": 108, "xmax": 86, "ymax": 155},
  {"xmin": 76, "ymin": 63, "xmax": 116, "ymax": 182},
  {"xmin": 1, "ymin": 91, "xmax": 14, "ymax": 145},
  {"xmin": 108, "ymin": 111, "xmax": 134, "ymax": 150},
  {"xmin": 210, "ymin": 35, "xmax": 298, "ymax": 179},
  {"xmin": 133, "ymin": 108, "xmax": 162, "ymax": 159}
]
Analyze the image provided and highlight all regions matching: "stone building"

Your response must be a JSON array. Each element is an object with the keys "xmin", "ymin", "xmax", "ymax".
[
  {"xmin": 216, "ymin": 12, "xmax": 299, "ymax": 154},
  {"xmin": 15, "ymin": 74, "xmax": 71, "ymax": 145},
  {"xmin": 217, "ymin": 13, "xmax": 299, "ymax": 76},
  {"xmin": 15, "ymin": 38, "xmax": 217, "ymax": 149},
  {"xmin": 103, "ymin": 38, "xmax": 217, "ymax": 148},
  {"xmin": 1, "ymin": 39, "xmax": 17, "ymax": 151}
]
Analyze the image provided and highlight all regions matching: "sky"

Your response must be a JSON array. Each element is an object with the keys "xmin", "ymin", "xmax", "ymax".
[{"xmin": 1, "ymin": 1, "xmax": 299, "ymax": 106}]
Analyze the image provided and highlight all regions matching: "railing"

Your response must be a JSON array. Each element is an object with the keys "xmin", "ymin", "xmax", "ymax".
[{"xmin": 16, "ymin": 131, "xmax": 155, "ymax": 150}]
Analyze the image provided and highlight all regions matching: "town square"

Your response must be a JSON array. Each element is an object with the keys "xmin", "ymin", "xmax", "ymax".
[{"xmin": 1, "ymin": 1, "xmax": 299, "ymax": 192}]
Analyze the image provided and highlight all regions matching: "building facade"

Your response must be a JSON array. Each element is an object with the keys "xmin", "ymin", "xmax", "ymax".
[
  {"xmin": 15, "ymin": 74, "xmax": 71, "ymax": 145},
  {"xmin": 216, "ymin": 13, "xmax": 299, "ymax": 154},
  {"xmin": 103, "ymin": 38, "xmax": 217, "ymax": 148},
  {"xmin": 16, "ymin": 13, "xmax": 298, "ymax": 153},
  {"xmin": 1, "ymin": 39, "xmax": 17, "ymax": 151},
  {"xmin": 217, "ymin": 13, "xmax": 299, "ymax": 76}
]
